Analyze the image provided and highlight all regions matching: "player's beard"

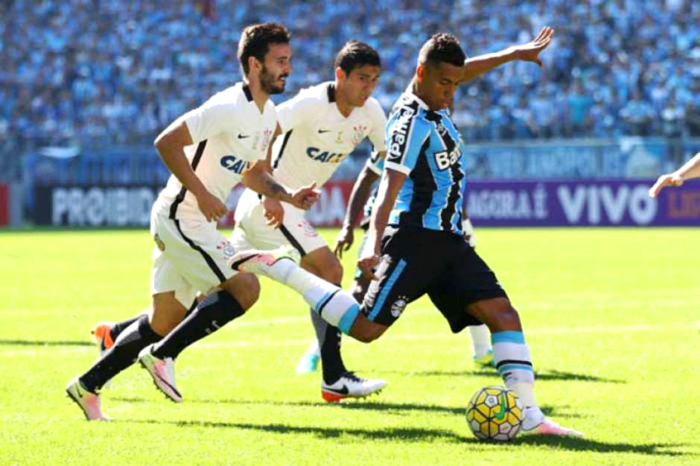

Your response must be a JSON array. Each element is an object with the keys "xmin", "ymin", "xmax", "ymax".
[{"xmin": 260, "ymin": 66, "xmax": 287, "ymax": 95}]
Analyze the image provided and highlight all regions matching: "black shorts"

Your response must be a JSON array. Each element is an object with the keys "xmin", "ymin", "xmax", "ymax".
[{"xmin": 360, "ymin": 226, "xmax": 507, "ymax": 333}]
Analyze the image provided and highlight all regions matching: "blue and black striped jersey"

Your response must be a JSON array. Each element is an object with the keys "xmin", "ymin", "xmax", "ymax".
[{"xmin": 384, "ymin": 91, "xmax": 466, "ymax": 236}]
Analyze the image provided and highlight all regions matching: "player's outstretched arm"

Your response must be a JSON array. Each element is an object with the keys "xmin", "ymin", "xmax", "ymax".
[
  {"xmin": 358, "ymin": 168, "xmax": 406, "ymax": 280},
  {"xmin": 241, "ymin": 161, "xmax": 320, "ymax": 210},
  {"xmin": 334, "ymin": 155, "xmax": 383, "ymax": 258},
  {"xmin": 460, "ymin": 26, "xmax": 555, "ymax": 84},
  {"xmin": 154, "ymin": 118, "xmax": 226, "ymax": 222},
  {"xmin": 649, "ymin": 152, "xmax": 700, "ymax": 198}
]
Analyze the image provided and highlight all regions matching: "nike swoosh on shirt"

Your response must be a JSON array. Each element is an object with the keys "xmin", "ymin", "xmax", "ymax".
[
  {"xmin": 237, "ymin": 134, "xmax": 250, "ymax": 139},
  {"xmin": 317, "ymin": 129, "xmax": 331, "ymax": 134}
]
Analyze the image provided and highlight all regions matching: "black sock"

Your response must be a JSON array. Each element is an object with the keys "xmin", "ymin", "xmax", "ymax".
[
  {"xmin": 110, "ymin": 299, "xmax": 197, "ymax": 342},
  {"xmin": 151, "ymin": 291, "xmax": 244, "ymax": 360},
  {"xmin": 311, "ymin": 308, "xmax": 346, "ymax": 384},
  {"xmin": 79, "ymin": 315, "xmax": 161, "ymax": 393},
  {"xmin": 110, "ymin": 315, "xmax": 144, "ymax": 341}
]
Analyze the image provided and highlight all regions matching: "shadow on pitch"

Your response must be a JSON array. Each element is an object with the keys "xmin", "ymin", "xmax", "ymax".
[
  {"xmin": 130, "ymin": 418, "xmax": 692, "ymax": 456},
  {"xmin": 111, "ymin": 398, "xmax": 579, "ymax": 419},
  {"xmin": 513, "ymin": 436, "xmax": 691, "ymax": 457},
  {"xmin": 134, "ymin": 419, "xmax": 469, "ymax": 443},
  {"xmin": 384, "ymin": 368, "xmax": 626, "ymax": 384},
  {"xmin": 0, "ymin": 339, "xmax": 93, "ymax": 347}
]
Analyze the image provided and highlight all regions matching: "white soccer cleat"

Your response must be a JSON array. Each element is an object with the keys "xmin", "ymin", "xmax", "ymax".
[
  {"xmin": 65, "ymin": 377, "xmax": 110, "ymax": 421},
  {"xmin": 321, "ymin": 372, "xmax": 387, "ymax": 403},
  {"xmin": 138, "ymin": 345, "xmax": 182, "ymax": 403},
  {"xmin": 228, "ymin": 245, "xmax": 300, "ymax": 276},
  {"xmin": 522, "ymin": 406, "xmax": 584, "ymax": 437}
]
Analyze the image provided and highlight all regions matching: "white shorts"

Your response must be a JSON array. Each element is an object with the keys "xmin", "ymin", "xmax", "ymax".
[
  {"xmin": 150, "ymin": 210, "xmax": 238, "ymax": 307},
  {"xmin": 230, "ymin": 189, "xmax": 326, "ymax": 256}
]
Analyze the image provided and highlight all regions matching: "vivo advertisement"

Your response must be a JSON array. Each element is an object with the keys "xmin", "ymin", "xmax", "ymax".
[{"xmin": 466, "ymin": 179, "xmax": 700, "ymax": 227}]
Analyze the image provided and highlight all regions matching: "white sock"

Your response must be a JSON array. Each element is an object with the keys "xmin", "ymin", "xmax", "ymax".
[
  {"xmin": 469, "ymin": 324, "xmax": 491, "ymax": 358},
  {"xmin": 491, "ymin": 331, "xmax": 537, "ymax": 408},
  {"xmin": 265, "ymin": 260, "xmax": 360, "ymax": 333}
]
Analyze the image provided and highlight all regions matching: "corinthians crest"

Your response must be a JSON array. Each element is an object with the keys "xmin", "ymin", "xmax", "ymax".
[{"xmin": 352, "ymin": 124, "xmax": 368, "ymax": 146}]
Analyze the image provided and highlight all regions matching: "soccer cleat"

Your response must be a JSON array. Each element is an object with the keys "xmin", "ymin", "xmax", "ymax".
[
  {"xmin": 228, "ymin": 245, "xmax": 300, "ymax": 276},
  {"xmin": 522, "ymin": 406, "xmax": 584, "ymax": 437},
  {"xmin": 138, "ymin": 345, "xmax": 182, "ymax": 403},
  {"xmin": 65, "ymin": 377, "xmax": 110, "ymax": 421},
  {"xmin": 473, "ymin": 349, "xmax": 495, "ymax": 368},
  {"xmin": 91, "ymin": 322, "xmax": 115, "ymax": 355},
  {"xmin": 295, "ymin": 341, "xmax": 321, "ymax": 374},
  {"xmin": 321, "ymin": 372, "xmax": 387, "ymax": 403}
]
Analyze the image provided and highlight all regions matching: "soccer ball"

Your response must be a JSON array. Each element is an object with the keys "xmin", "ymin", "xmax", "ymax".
[{"xmin": 466, "ymin": 386, "xmax": 524, "ymax": 441}]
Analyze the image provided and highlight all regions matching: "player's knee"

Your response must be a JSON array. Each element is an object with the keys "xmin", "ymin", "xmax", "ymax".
[
  {"xmin": 350, "ymin": 319, "xmax": 386, "ymax": 343},
  {"xmin": 318, "ymin": 257, "xmax": 343, "ymax": 285},
  {"xmin": 230, "ymin": 274, "xmax": 260, "ymax": 311}
]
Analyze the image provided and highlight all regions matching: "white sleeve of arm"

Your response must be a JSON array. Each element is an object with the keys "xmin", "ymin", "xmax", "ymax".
[
  {"xmin": 184, "ymin": 94, "xmax": 239, "ymax": 143},
  {"xmin": 276, "ymin": 90, "xmax": 321, "ymax": 133}
]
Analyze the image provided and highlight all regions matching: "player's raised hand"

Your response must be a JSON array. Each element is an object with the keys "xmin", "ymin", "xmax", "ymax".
[
  {"xmin": 513, "ymin": 26, "xmax": 555, "ymax": 67},
  {"xmin": 195, "ymin": 190, "xmax": 228, "ymax": 222},
  {"xmin": 649, "ymin": 173, "xmax": 684, "ymax": 198},
  {"xmin": 334, "ymin": 225, "xmax": 354, "ymax": 259},
  {"xmin": 263, "ymin": 197, "xmax": 285, "ymax": 228},
  {"xmin": 290, "ymin": 182, "xmax": 320, "ymax": 210}
]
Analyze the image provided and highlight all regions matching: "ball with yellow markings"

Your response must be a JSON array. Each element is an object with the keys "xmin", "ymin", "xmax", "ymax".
[{"xmin": 466, "ymin": 386, "xmax": 523, "ymax": 441}]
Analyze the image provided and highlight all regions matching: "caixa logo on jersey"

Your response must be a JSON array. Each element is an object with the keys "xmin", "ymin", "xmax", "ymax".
[
  {"xmin": 434, "ymin": 148, "xmax": 462, "ymax": 170},
  {"xmin": 220, "ymin": 155, "xmax": 252, "ymax": 174},
  {"xmin": 306, "ymin": 147, "xmax": 344, "ymax": 163}
]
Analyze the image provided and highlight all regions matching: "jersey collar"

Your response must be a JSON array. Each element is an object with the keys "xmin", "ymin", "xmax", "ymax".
[{"xmin": 401, "ymin": 88, "xmax": 430, "ymax": 111}]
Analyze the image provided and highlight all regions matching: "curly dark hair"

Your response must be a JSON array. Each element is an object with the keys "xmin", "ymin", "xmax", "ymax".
[
  {"xmin": 238, "ymin": 23, "xmax": 291, "ymax": 75},
  {"xmin": 418, "ymin": 33, "xmax": 466, "ymax": 68}
]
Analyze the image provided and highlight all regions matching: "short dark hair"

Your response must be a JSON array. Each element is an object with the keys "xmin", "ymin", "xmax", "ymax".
[
  {"xmin": 418, "ymin": 33, "xmax": 466, "ymax": 68},
  {"xmin": 238, "ymin": 23, "xmax": 291, "ymax": 75},
  {"xmin": 334, "ymin": 40, "xmax": 381, "ymax": 75}
]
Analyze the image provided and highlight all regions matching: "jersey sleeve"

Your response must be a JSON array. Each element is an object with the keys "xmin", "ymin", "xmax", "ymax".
[
  {"xmin": 183, "ymin": 92, "xmax": 240, "ymax": 144},
  {"xmin": 276, "ymin": 90, "xmax": 321, "ymax": 133},
  {"xmin": 385, "ymin": 115, "xmax": 429, "ymax": 175},
  {"xmin": 366, "ymin": 99, "xmax": 388, "ymax": 152},
  {"xmin": 366, "ymin": 150, "xmax": 385, "ymax": 176}
]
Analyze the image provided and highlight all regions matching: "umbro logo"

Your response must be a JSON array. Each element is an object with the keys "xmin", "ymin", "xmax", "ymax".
[
  {"xmin": 237, "ymin": 134, "xmax": 250, "ymax": 139},
  {"xmin": 317, "ymin": 129, "xmax": 331, "ymax": 134}
]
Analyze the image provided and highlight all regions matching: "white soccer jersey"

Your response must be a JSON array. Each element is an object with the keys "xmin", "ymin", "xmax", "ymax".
[
  {"xmin": 271, "ymin": 82, "xmax": 387, "ymax": 189},
  {"xmin": 153, "ymin": 82, "xmax": 277, "ymax": 221}
]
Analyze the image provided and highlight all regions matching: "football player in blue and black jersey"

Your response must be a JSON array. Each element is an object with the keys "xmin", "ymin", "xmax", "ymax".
[{"xmin": 232, "ymin": 26, "xmax": 583, "ymax": 437}]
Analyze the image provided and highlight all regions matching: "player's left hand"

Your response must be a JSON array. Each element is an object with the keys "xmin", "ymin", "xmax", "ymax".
[
  {"xmin": 358, "ymin": 250, "xmax": 380, "ymax": 281},
  {"xmin": 334, "ymin": 225, "xmax": 354, "ymax": 259},
  {"xmin": 513, "ymin": 26, "xmax": 555, "ymax": 68},
  {"xmin": 649, "ymin": 173, "xmax": 684, "ymax": 198},
  {"xmin": 290, "ymin": 182, "xmax": 320, "ymax": 210},
  {"xmin": 263, "ymin": 197, "xmax": 284, "ymax": 228}
]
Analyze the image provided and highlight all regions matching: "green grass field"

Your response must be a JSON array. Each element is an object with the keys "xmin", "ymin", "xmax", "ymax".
[{"xmin": 1, "ymin": 228, "xmax": 699, "ymax": 466}]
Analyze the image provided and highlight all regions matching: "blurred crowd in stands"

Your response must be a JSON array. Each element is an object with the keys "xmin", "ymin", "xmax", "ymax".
[{"xmin": 3, "ymin": 0, "xmax": 700, "ymax": 153}]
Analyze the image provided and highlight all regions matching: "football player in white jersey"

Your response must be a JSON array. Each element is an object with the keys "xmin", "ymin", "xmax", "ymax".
[
  {"xmin": 66, "ymin": 23, "xmax": 318, "ymax": 420},
  {"xmin": 133, "ymin": 41, "xmax": 389, "ymax": 403},
  {"xmin": 231, "ymin": 41, "xmax": 388, "ymax": 402}
]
